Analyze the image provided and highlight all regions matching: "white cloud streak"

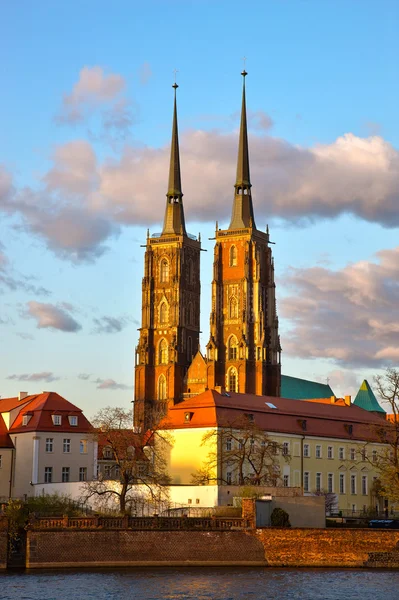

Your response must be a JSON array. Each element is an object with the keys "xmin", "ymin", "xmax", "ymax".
[{"xmin": 26, "ymin": 301, "xmax": 82, "ymax": 332}]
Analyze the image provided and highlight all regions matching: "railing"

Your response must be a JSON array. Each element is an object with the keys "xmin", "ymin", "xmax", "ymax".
[{"xmin": 28, "ymin": 515, "xmax": 250, "ymax": 531}]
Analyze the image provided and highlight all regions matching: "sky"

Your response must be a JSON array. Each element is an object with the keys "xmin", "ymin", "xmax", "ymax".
[{"xmin": 1, "ymin": 0, "xmax": 398, "ymax": 419}]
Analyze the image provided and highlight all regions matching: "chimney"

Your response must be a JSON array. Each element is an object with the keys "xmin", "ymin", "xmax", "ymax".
[
  {"xmin": 344, "ymin": 395, "xmax": 351, "ymax": 406},
  {"xmin": 19, "ymin": 392, "xmax": 28, "ymax": 401},
  {"xmin": 330, "ymin": 395, "xmax": 336, "ymax": 404}
]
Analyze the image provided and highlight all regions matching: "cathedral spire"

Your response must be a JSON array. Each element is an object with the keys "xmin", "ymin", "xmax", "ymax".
[
  {"xmin": 229, "ymin": 70, "xmax": 256, "ymax": 230},
  {"xmin": 162, "ymin": 82, "xmax": 187, "ymax": 236}
]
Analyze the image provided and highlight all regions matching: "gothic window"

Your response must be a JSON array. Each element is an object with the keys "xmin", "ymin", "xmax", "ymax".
[
  {"xmin": 158, "ymin": 339, "xmax": 168, "ymax": 364},
  {"xmin": 188, "ymin": 259, "xmax": 194, "ymax": 284},
  {"xmin": 158, "ymin": 375, "xmax": 167, "ymax": 400},
  {"xmin": 229, "ymin": 245, "xmax": 237, "ymax": 267},
  {"xmin": 229, "ymin": 296, "xmax": 238, "ymax": 319},
  {"xmin": 227, "ymin": 367, "xmax": 238, "ymax": 393},
  {"xmin": 188, "ymin": 302, "xmax": 193, "ymax": 325},
  {"xmin": 159, "ymin": 302, "xmax": 168, "ymax": 325},
  {"xmin": 187, "ymin": 336, "xmax": 192, "ymax": 361},
  {"xmin": 160, "ymin": 259, "xmax": 169, "ymax": 283},
  {"xmin": 227, "ymin": 335, "xmax": 238, "ymax": 360}
]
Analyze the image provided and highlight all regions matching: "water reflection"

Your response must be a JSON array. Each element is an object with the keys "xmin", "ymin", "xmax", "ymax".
[{"xmin": 1, "ymin": 567, "xmax": 399, "ymax": 600}]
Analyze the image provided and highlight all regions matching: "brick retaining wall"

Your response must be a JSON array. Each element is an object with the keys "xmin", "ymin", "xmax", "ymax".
[
  {"xmin": 26, "ymin": 530, "xmax": 267, "ymax": 568},
  {"xmin": 257, "ymin": 528, "xmax": 399, "ymax": 567}
]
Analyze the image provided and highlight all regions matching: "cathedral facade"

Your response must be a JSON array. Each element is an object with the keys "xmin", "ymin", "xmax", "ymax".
[{"xmin": 134, "ymin": 73, "xmax": 281, "ymax": 426}]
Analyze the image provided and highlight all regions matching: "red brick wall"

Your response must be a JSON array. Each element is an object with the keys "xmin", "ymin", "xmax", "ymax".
[
  {"xmin": 26, "ymin": 530, "xmax": 266, "ymax": 568},
  {"xmin": 256, "ymin": 528, "xmax": 399, "ymax": 567}
]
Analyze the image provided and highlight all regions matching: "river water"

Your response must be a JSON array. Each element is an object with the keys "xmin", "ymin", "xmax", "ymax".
[{"xmin": 1, "ymin": 567, "xmax": 398, "ymax": 600}]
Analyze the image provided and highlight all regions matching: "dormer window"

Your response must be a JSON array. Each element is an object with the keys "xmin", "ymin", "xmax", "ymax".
[
  {"xmin": 184, "ymin": 412, "xmax": 194, "ymax": 423},
  {"xmin": 22, "ymin": 414, "xmax": 32, "ymax": 426},
  {"xmin": 68, "ymin": 415, "xmax": 78, "ymax": 426},
  {"xmin": 52, "ymin": 415, "xmax": 62, "ymax": 426}
]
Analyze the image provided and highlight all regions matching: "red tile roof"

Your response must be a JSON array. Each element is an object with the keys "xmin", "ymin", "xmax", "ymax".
[
  {"xmin": 2, "ymin": 392, "xmax": 93, "ymax": 433},
  {"xmin": 0, "ymin": 395, "xmax": 38, "ymax": 412},
  {"xmin": 161, "ymin": 389, "xmax": 385, "ymax": 442}
]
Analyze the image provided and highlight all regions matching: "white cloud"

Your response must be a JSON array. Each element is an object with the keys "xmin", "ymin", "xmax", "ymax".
[
  {"xmin": 56, "ymin": 66, "xmax": 126, "ymax": 124},
  {"xmin": 95, "ymin": 378, "xmax": 132, "ymax": 390},
  {"xmin": 7, "ymin": 371, "xmax": 60, "ymax": 382},
  {"xmin": 280, "ymin": 246, "xmax": 399, "ymax": 367},
  {"xmin": 26, "ymin": 301, "xmax": 82, "ymax": 332}
]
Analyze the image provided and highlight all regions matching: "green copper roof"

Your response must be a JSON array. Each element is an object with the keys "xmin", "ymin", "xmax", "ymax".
[
  {"xmin": 281, "ymin": 375, "xmax": 335, "ymax": 400},
  {"xmin": 353, "ymin": 380, "xmax": 386, "ymax": 413}
]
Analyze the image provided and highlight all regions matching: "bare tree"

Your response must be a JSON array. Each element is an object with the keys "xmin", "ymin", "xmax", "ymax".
[
  {"xmin": 368, "ymin": 368, "xmax": 399, "ymax": 504},
  {"xmin": 192, "ymin": 415, "xmax": 288, "ymax": 486},
  {"xmin": 82, "ymin": 406, "xmax": 171, "ymax": 514},
  {"xmin": 312, "ymin": 489, "xmax": 338, "ymax": 515}
]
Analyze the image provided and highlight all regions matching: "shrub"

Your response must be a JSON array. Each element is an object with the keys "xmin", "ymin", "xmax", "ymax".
[{"xmin": 270, "ymin": 507, "xmax": 291, "ymax": 527}]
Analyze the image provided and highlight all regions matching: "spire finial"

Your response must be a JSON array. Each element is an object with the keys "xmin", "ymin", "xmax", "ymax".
[{"xmin": 242, "ymin": 56, "xmax": 247, "ymax": 78}]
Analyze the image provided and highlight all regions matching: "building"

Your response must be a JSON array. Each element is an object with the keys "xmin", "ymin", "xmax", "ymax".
[
  {"xmin": 0, "ymin": 391, "xmax": 95, "ymax": 500},
  {"xmin": 134, "ymin": 71, "xmax": 281, "ymax": 429},
  {"xmin": 160, "ymin": 389, "xmax": 388, "ymax": 514}
]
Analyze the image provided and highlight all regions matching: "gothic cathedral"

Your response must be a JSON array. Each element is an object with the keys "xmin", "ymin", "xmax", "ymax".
[{"xmin": 135, "ymin": 73, "xmax": 281, "ymax": 426}]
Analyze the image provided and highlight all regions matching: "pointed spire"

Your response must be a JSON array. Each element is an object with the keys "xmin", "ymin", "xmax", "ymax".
[
  {"xmin": 229, "ymin": 70, "xmax": 256, "ymax": 230},
  {"xmin": 162, "ymin": 81, "xmax": 187, "ymax": 236},
  {"xmin": 235, "ymin": 70, "xmax": 251, "ymax": 191}
]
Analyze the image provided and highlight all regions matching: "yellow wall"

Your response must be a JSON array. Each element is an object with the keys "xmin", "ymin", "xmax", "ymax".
[{"xmin": 165, "ymin": 427, "xmax": 216, "ymax": 484}]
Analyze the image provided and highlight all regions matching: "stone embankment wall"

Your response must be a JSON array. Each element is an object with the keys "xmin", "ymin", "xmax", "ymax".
[
  {"xmin": 257, "ymin": 528, "xmax": 399, "ymax": 568},
  {"xmin": 27, "ymin": 530, "xmax": 266, "ymax": 568},
  {"xmin": 0, "ymin": 518, "xmax": 7, "ymax": 570}
]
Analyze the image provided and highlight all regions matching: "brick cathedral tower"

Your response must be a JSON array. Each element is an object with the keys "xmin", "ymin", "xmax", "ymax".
[
  {"xmin": 205, "ymin": 71, "xmax": 281, "ymax": 396},
  {"xmin": 134, "ymin": 83, "xmax": 201, "ymax": 428}
]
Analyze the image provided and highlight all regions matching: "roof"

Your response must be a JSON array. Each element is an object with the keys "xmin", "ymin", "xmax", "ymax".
[
  {"xmin": 161, "ymin": 389, "xmax": 386, "ymax": 443},
  {"xmin": 281, "ymin": 374, "xmax": 335, "ymax": 400},
  {"xmin": 0, "ymin": 391, "xmax": 93, "ymax": 433},
  {"xmin": 0, "ymin": 414, "xmax": 13, "ymax": 448},
  {"xmin": 353, "ymin": 380, "xmax": 386, "ymax": 414}
]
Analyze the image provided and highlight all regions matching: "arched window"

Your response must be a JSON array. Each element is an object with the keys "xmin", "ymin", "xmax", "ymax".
[
  {"xmin": 187, "ymin": 336, "xmax": 192, "ymax": 361},
  {"xmin": 229, "ymin": 245, "xmax": 237, "ymax": 267},
  {"xmin": 227, "ymin": 367, "xmax": 238, "ymax": 392},
  {"xmin": 159, "ymin": 302, "xmax": 168, "ymax": 325},
  {"xmin": 158, "ymin": 375, "xmax": 167, "ymax": 400},
  {"xmin": 227, "ymin": 335, "xmax": 238, "ymax": 360},
  {"xmin": 229, "ymin": 296, "xmax": 238, "ymax": 319},
  {"xmin": 160, "ymin": 259, "xmax": 169, "ymax": 283},
  {"xmin": 158, "ymin": 339, "xmax": 168, "ymax": 364},
  {"xmin": 188, "ymin": 259, "xmax": 194, "ymax": 284},
  {"xmin": 188, "ymin": 302, "xmax": 193, "ymax": 325}
]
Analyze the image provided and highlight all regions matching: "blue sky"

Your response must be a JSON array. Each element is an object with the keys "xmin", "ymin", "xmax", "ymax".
[{"xmin": 1, "ymin": 0, "xmax": 398, "ymax": 418}]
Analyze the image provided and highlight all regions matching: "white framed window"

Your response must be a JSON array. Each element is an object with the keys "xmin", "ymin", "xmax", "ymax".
[
  {"xmin": 22, "ymin": 414, "xmax": 31, "ymax": 426},
  {"xmin": 226, "ymin": 471, "xmax": 232, "ymax": 485},
  {"xmin": 372, "ymin": 450, "xmax": 377, "ymax": 463},
  {"xmin": 339, "ymin": 447, "xmax": 345, "ymax": 460},
  {"xmin": 104, "ymin": 465, "xmax": 111, "ymax": 479},
  {"xmin": 226, "ymin": 438, "xmax": 232, "ymax": 452},
  {"xmin": 80, "ymin": 439, "xmax": 88, "ymax": 454},
  {"xmin": 304, "ymin": 471, "xmax": 310, "ymax": 493},
  {"xmin": 63, "ymin": 439, "xmax": 71, "ymax": 453},
  {"xmin": 303, "ymin": 444, "xmax": 310, "ymax": 457},
  {"xmin": 350, "ymin": 448, "xmax": 356, "ymax": 460},
  {"xmin": 44, "ymin": 467, "xmax": 53, "ymax": 483},
  {"xmin": 339, "ymin": 473, "xmax": 345, "ymax": 494},
  {"xmin": 283, "ymin": 474, "xmax": 289, "ymax": 487},
  {"xmin": 188, "ymin": 498, "xmax": 192, "ymax": 504},
  {"xmin": 316, "ymin": 472, "xmax": 322, "ymax": 492},
  {"xmin": 62, "ymin": 467, "xmax": 70, "ymax": 483},
  {"xmin": 68, "ymin": 415, "xmax": 78, "ymax": 426},
  {"xmin": 327, "ymin": 446, "xmax": 333, "ymax": 459},
  {"xmin": 196, "ymin": 499, "xmax": 200, "ymax": 505},
  {"xmin": 45, "ymin": 438, "xmax": 53, "ymax": 453},
  {"xmin": 328, "ymin": 473, "xmax": 334, "ymax": 494},
  {"xmin": 283, "ymin": 442, "xmax": 289, "ymax": 456},
  {"xmin": 361, "ymin": 448, "xmax": 367, "ymax": 461},
  {"xmin": 351, "ymin": 474, "xmax": 356, "ymax": 494},
  {"xmin": 362, "ymin": 475, "xmax": 368, "ymax": 495},
  {"xmin": 315, "ymin": 445, "xmax": 322, "ymax": 459},
  {"xmin": 52, "ymin": 414, "xmax": 62, "ymax": 426},
  {"xmin": 79, "ymin": 467, "xmax": 87, "ymax": 482}
]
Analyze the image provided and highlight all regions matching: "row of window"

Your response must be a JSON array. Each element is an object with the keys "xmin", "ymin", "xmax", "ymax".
[
  {"xmin": 303, "ymin": 443, "xmax": 377, "ymax": 462},
  {"xmin": 23, "ymin": 414, "xmax": 79, "ymax": 427},
  {"xmin": 45, "ymin": 438, "xmax": 88, "ymax": 454},
  {"xmin": 44, "ymin": 466, "xmax": 87, "ymax": 483},
  {"xmin": 303, "ymin": 472, "xmax": 370, "ymax": 495},
  {"xmin": 158, "ymin": 258, "xmax": 196, "ymax": 284}
]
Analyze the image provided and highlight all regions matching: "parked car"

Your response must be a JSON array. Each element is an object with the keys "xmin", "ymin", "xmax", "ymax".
[{"xmin": 369, "ymin": 519, "xmax": 399, "ymax": 529}]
